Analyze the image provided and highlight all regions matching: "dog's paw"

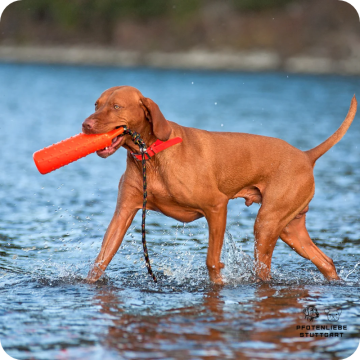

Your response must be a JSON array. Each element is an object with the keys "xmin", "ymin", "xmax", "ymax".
[
  {"xmin": 255, "ymin": 274, "xmax": 272, "ymax": 283},
  {"xmin": 86, "ymin": 264, "xmax": 105, "ymax": 284},
  {"xmin": 207, "ymin": 262, "xmax": 225, "ymax": 284},
  {"xmin": 209, "ymin": 270, "xmax": 225, "ymax": 285},
  {"xmin": 211, "ymin": 276, "xmax": 225, "ymax": 285}
]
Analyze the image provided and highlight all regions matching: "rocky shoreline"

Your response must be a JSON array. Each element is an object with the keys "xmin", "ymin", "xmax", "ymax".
[{"xmin": 1, "ymin": 45, "xmax": 360, "ymax": 75}]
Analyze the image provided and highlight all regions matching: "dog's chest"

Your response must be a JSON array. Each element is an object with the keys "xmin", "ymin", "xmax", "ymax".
[{"xmin": 145, "ymin": 180, "xmax": 204, "ymax": 222}]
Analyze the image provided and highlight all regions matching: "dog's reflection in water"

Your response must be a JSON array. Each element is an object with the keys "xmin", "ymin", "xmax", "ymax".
[{"xmin": 92, "ymin": 284, "xmax": 329, "ymax": 358}]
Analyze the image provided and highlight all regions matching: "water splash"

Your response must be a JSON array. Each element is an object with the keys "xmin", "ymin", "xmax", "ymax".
[
  {"xmin": 221, "ymin": 230, "xmax": 256, "ymax": 284},
  {"xmin": 28, "ymin": 259, "xmax": 90, "ymax": 286},
  {"xmin": 342, "ymin": 261, "xmax": 360, "ymax": 282}
]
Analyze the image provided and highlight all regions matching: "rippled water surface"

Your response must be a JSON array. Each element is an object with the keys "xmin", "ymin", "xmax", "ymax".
[{"xmin": 0, "ymin": 63, "xmax": 359, "ymax": 359}]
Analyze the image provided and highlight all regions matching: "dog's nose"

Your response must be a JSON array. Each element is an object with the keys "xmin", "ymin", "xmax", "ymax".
[{"xmin": 82, "ymin": 119, "xmax": 95, "ymax": 133}]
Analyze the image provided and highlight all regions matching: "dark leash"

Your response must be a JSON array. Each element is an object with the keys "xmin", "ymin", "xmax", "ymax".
[{"xmin": 121, "ymin": 126, "xmax": 157, "ymax": 283}]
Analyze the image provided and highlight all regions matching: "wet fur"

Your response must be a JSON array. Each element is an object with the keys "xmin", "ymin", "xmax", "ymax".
[{"xmin": 83, "ymin": 86, "xmax": 357, "ymax": 283}]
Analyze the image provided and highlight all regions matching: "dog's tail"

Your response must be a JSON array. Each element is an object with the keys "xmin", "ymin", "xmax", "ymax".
[{"xmin": 306, "ymin": 95, "xmax": 357, "ymax": 165}]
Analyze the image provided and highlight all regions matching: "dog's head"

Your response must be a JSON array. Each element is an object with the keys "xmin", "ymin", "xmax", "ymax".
[{"xmin": 82, "ymin": 86, "xmax": 171, "ymax": 158}]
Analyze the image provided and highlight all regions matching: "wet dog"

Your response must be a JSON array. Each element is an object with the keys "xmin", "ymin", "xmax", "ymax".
[{"xmin": 83, "ymin": 86, "xmax": 357, "ymax": 283}]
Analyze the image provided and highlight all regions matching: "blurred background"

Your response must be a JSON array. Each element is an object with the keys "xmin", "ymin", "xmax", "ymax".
[
  {"xmin": 1, "ymin": 2, "xmax": 360, "ymax": 360},
  {"xmin": 1, "ymin": 0, "xmax": 360, "ymax": 73}
]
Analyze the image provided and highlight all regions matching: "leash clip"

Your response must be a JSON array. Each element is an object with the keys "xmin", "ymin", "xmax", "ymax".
[{"xmin": 131, "ymin": 149, "xmax": 151, "ymax": 160}]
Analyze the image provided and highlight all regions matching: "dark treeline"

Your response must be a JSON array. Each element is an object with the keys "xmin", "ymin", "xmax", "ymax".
[
  {"xmin": 1, "ymin": 0, "xmax": 359, "ymax": 58},
  {"xmin": 10, "ymin": 0, "xmax": 293, "ymax": 23}
]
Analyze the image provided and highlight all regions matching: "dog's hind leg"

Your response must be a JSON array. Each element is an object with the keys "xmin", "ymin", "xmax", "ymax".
[
  {"xmin": 253, "ymin": 208, "xmax": 285, "ymax": 281},
  {"xmin": 280, "ymin": 213, "xmax": 340, "ymax": 281},
  {"xmin": 253, "ymin": 175, "xmax": 316, "ymax": 282}
]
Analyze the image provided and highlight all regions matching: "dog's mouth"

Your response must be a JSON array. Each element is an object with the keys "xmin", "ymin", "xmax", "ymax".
[{"xmin": 96, "ymin": 133, "xmax": 126, "ymax": 158}]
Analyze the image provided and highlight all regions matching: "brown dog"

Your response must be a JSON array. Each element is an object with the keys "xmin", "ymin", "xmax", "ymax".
[{"xmin": 83, "ymin": 86, "xmax": 357, "ymax": 284}]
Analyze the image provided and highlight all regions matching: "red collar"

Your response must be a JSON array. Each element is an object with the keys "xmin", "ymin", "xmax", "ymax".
[{"xmin": 131, "ymin": 137, "xmax": 183, "ymax": 161}]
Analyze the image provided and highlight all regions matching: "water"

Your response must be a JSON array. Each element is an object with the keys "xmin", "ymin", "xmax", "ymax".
[{"xmin": 0, "ymin": 63, "xmax": 359, "ymax": 360}]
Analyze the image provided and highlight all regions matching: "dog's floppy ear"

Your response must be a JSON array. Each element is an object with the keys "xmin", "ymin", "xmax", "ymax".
[{"xmin": 140, "ymin": 97, "xmax": 171, "ymax": 141}]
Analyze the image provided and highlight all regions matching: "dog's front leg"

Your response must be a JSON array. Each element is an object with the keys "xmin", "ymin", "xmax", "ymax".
[
  {"xmin": 86, "ymin": 178, "xmax": 142, "ymax": 283},
  {"xmin": 205, "ymin": 198, "xmax": 228, "ymax": 284},
  {"xmin": 86, "ymin": 207, "xmax": 138, "ymax": 283}
]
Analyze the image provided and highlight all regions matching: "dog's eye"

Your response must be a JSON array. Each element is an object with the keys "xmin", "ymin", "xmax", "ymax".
[
  {"xmin": 95, "ymin": 102, "xmax": 98, "ymax": 110},
  {"xmin": 114, "ymin": 104, "xmax": 120, "ymax": 109}
]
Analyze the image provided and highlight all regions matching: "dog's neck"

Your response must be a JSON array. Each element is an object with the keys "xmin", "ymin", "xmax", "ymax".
[{"xmin": 122, "ymin": 121, "xmax": 158, "ymax": 154}]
